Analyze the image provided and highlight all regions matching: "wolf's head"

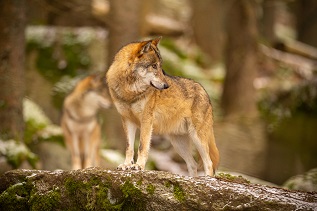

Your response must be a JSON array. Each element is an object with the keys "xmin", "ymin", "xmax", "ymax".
[
  {"xmin": 111, "ymin": 37, "xmax": 169, "ymax": 92},
  {"xmin": 86, "ymin": 74, "xmax": 112, "ymax": 108},
  {"xmin": 132, "ymin": 37, "xmax": 169, "ymax": 90}
]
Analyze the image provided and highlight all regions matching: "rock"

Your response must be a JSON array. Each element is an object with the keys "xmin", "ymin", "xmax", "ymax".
[
  {"xmin": 0, "ymin": 168, "xmax": 316, "ymax": 210},
  {"xmin": 283, "ymin": 168, "xmax": 317, "ymax": 192},
  {"xmin": 31, "ymin": 141, "xmax": 71, "ymax": 171}
]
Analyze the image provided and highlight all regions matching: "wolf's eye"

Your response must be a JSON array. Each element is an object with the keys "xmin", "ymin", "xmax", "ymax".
[{"xmin": 151, "ymin": 64, "xmax": 157, "ymax": 69}]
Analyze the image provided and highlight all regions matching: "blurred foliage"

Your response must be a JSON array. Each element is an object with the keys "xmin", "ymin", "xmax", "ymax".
[
  {"xmin": 0, "ymin": 98, "xmax": 66, "ymax": 169},
  {"xmin": 259, "ymin": 79, "xmax": 317, "ymax": 171},
  {"xmin": 0, "ymin": 139, "xmax": 38, "ymax": 169},
  {"xmin": 24, "ymin": 119, "xmax": 64, "ymax": 147},
  {"xmin": 26, "ymin": 27, "xmax": 92, "ymax": 83},
  {"xmin": 160, "ymin": 38, "xmax": 187, "ymax": 60},
  {"xmin": 24, "ymin": 119, "xmax": 46, "ymax": 145},
  {"xmin": 51, "ymin": 75, "xmax": 83, "ymax": 110},
  {"xmin": 160, "ymin": 37, "xmax": 211, "ymax": 78},
  {"xmin": 23, "ymin": 98, "xmax": 64, "ymax": 147},
  {"xmin": 259, "ymin": 79, "xmax": 317, "ymax": 131}
]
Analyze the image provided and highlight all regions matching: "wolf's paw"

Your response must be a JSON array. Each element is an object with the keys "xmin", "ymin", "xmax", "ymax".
[
  {"xmin": 116, "ymin": 163, "xmax": 143, "ymax": 171},
  {"xmin": 131, "ymin": 164, "xmax": 143, "ymax": 170},
  {"xmin": 117, "ymin": 163, "xmax": 132, "ymax": 170}
]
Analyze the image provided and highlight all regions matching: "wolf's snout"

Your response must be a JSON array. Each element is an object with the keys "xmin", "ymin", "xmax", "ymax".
[{"xmin": 150, "ymin": 81, "xmax": 169, "ymax": 90}]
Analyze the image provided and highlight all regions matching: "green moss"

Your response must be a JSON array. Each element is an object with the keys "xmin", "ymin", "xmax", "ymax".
[
  {"xmin": 121, "ymin": 180, "xmax": 142, "ymax": 198},
  {"xmin": 120, "ymin": 180, "xmax": 146, "ymax": 210},
  {"xmin": 216, "ymin": 173, "xmax": 250, "ymax": 184},
  {"xmin": 137, "ymin": 178, "xmax": 143, "ymax": 186},
  {"xmin": 0, "ymin": 182, "xmax": 31, "ymax": 210},
  {"xmin": 64, "ymin": 175, "xmax": 126, "ymax": 210},
  {"xmin": 165, "ymin": 181, "xmax": 186, "ymax": 202},
  {"xmin": 146, "ymin": 184, "xmax": 155, "ymax": 195},
  {"xmin": 95, "ymin": 186, "xmax": 124, "ymax": 211},
  {"xmin": 29, "ymin": 186, "xmax": 61, "ymax": 210},
  {"xmin": 173, "ymin": 183, "xmax": 185, "ymax": 202},
  {"xmin": 165, "ymin": 181, "xmax": 172, "ymax": 188},
  {"xmin": 65, "ymin": 176, "xmax": 102, "ymax": 209}
]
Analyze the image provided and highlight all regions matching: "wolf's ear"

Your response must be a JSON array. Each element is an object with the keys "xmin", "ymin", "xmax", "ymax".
[
  {"xmin": 152, "ymin": 36, "xmax": 162, "ymax": 46},
  {"xmin": 139, "ymin": 41, "xmax": 152, "ymax": 56}
]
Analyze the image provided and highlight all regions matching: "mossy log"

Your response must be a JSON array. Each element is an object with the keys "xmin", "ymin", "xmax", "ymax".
[{"xmin": 0, "ymin": 168, "xmax": 316, "ymax": 210}]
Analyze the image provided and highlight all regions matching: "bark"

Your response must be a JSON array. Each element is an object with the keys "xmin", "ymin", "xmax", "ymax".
[
  {"xmin": 28, "ymin": 0, "xmax": 109, "ymax": 27},
  {"xmin": 262, "ymin": 0, "xmax": 277, "ymax": 43},
  {"xmin": 221, "ymin": 0, "xmax": 258, "ymax": 118},
  {"xmin": 0, "ymin": 168, "xmax": 316, "ymax": 210},
  {"xmin": 103, "ymin": 0, "xmax": 142, "ymax": 153},
  {"xmin": 107, "ymin": 0, "xmax": 141, "ymax": 66},
  {"xmin": 293, "ymin": 0, "xmax": 317, "ymax": 48},
  {"xmin": 190, "ymin": 0, "xmax": 224, "ymax": 64},
  {"xmin": 0, "ymin": 0, "xmax": 26, "ymax": 141}
]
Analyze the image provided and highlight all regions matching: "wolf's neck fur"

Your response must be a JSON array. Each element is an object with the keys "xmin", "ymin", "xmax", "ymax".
[{"xmin": 108, "ymin": 66, "xmax": 152, "ymax": 104}]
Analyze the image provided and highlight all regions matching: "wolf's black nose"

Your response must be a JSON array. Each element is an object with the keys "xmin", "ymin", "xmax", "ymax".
[{"xmin": 163, "ymin": 83, "xmax": 169, "ymax": 89}]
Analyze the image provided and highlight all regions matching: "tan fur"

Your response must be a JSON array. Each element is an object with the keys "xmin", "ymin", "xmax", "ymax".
[
  {"xmin": 61, "ymin": 74, "xmax": 111, "ymax": 170},
  {"xmin": 106, "ymin": 37, "xmax": 219, "ymax": 176}
]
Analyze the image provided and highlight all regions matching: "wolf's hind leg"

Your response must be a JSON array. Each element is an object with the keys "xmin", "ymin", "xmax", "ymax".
[
  {"xmin": 84, "ymin": 123, "xmax": 101, "ymax": 168},
  {"xmin": 189, "ymin": 128, "xmax": 214, "ymax": 176},
  {"xmin": 168, "ymin": 135, "xmax": 198, "ymax": 177}
]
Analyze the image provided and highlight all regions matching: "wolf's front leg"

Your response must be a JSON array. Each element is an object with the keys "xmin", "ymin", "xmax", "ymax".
[
  {"xmin": 134, "ymin": 119, "xmax": 153, "ymax": 170},
  {"xmin": 71, "ymin": 135, "xmax": 82, "ymax": 170},
  {"xmin": 117, "ymin": 119, "xmax": 137, "ymax": 170}
]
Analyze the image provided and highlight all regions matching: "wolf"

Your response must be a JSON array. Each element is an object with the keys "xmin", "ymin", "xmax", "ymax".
[
  {"xmin": 106, "ymin": 37, "xmax": 219, "ymax": 176},
  {"xmin": 61, "ymin": 74, "xmax": 111, "ymax": 170}
]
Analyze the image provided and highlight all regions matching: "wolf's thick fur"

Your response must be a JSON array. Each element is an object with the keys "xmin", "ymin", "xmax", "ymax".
[
  {"xmin": 61, "ymin": 74, "xmax": 111, "ymax": 170},
  {"xmin": 106, "ymin": 37, "xmax": 219, "ymax": 176}
]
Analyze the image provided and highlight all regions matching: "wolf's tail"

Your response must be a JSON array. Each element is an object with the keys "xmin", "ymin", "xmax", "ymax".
[{"xmin": 209, "ymin": 130, "xmax": 220, "ymax": 174}]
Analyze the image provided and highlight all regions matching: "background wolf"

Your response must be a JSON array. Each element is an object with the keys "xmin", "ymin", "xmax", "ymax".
[
  {"xmin": 106, "ymin": 37, "xmax": 219, "ymax": 176},
  {"xmin": 61, "ymin": 74, "xmax": 111, "ymax": 170}
]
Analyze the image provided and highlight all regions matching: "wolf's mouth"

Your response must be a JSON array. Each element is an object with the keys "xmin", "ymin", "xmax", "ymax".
[
  {"xmin": 150, "ymin": 81, "xmax": 157, "ymax": 89},
  {"xmin": 150, "ymin": 81, "xmax": 169, "ymax": 90}
]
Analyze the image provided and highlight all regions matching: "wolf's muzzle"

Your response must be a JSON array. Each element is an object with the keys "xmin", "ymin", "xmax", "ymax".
[{"xmin": 151, "ymin": 81, "xmax": 169, "ymax": 90}]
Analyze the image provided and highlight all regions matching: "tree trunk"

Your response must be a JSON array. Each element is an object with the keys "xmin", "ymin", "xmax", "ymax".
[
  {"xmin": 221, "ymin": 0, "xmax": 258, "ymax": 118},
  {"xmin": 262, "ymin": 0, "xmax": 277, "ymax": 43},
  {"xmin": 190, "ymin": 0, "xmax": 224, "ymax": 64},
  {"xmin": 104, "ymin": 0, "xmax": 142, "ymax": 153},
  {"xmin": 0, "ymin": 168, "xmax": 316, "ymax": 210},
  {"xmin": 107, "ymin": 0, "xmax": 141, "ymax": 66},
  {"xmin": 0, "ymin": 0, "xmax": 26, "ymax": 141},
  {"xmin": 293, "ymin": 0, "xmax": 317, "ymax": 48}
]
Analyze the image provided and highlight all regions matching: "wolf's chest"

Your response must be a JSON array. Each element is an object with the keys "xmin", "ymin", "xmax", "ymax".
[{"xmin": 114, "ymin": 98, "xmax": 147, "ymax": 120}]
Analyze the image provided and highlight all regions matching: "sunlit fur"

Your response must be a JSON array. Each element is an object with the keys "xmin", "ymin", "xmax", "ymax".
[{"xmin": 106, "ymin": 37, "xmax": 219, "ymax": 176}]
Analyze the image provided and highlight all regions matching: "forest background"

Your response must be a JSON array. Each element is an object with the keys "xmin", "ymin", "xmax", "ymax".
[{"xmin": 0, "ymin": 0, "xmax": 316, "ymax": 188}]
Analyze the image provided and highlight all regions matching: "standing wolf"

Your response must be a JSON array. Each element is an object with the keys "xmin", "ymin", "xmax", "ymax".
[
  {"xmin": 61, "ymin": 74, "xmax": 111, "ymax": 170},
  {"xmin": 106, "ymin": 37, "xmax": 219, "ymax": 176}
]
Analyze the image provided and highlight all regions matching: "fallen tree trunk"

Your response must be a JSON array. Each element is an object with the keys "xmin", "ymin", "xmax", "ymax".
[{"xmin": 0, "ymin": 168, "xmax": 316, "ymax": 210}]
